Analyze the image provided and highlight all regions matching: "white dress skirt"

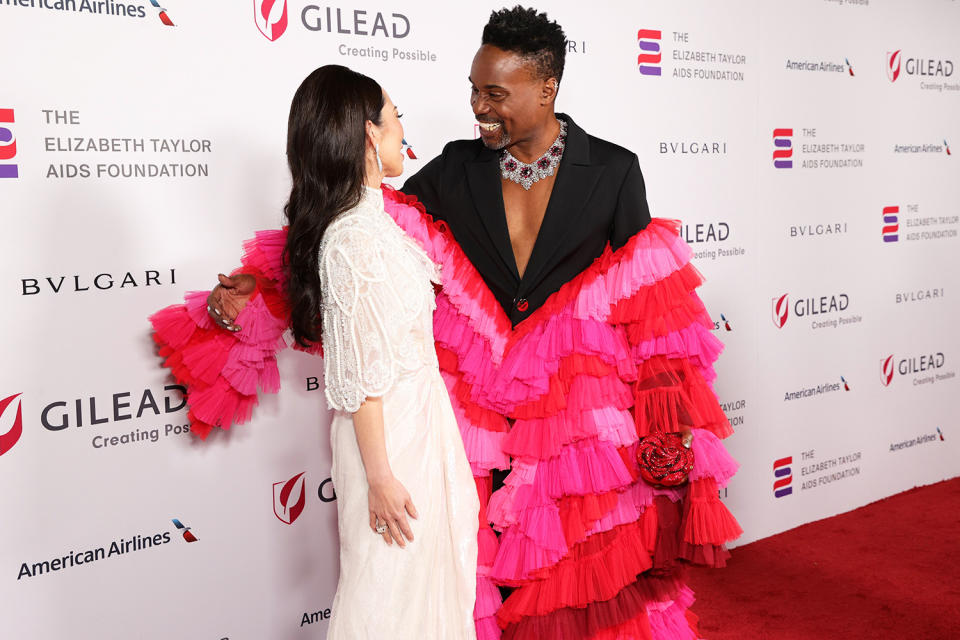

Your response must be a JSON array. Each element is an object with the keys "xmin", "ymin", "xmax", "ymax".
[{"xmin": 319, "ymin": 187, "xmax": 479, "ymax": 639}]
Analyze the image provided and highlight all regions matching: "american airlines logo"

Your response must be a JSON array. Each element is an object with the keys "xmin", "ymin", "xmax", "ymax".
[{"xmin": 148, "ymin": 0, "xmax": 174, "ymax": 26}]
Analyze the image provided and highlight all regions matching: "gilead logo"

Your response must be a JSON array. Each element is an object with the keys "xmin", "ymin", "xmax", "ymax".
[
  {"xmin": 882, "ymin": 352, "xmax": 947, "ymax": 386},
  {"xmin": 771, "ymin": 294, "xmax": 789, "ymax": 328},
  {"xmin": 887, "ymin": 50, "xmax": 954, "ymax": 83},
  {"xmin": 0, "ymin": 393, "xmax": 24, "ymax": 457},
  {"xmin": 771, "ymin": 293, "xmax": 850, "ymax": 329},
  {"xmin": 40, "ymin": 385, "xmax": 186, "ymax": 431},
  {"xmin": 887, "ymin": 50, "xmax": 902, "ymax": 82},
  {"xmin": 274, "ymin": 472, "xmax": 307, "ymax": 524},
  {"xmin": 880, "ymin": 355, "xmax": 895, "ymax": 386},
  {"xmin": 254, "ymin": 0, "xmax": 288, "ymax": 41},
  {"xmin": 301, "ymin": 6, "xmax": 410, "ymax": 37}
]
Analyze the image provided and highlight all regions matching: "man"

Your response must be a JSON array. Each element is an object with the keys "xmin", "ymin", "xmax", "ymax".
[
  {"xmin": 402, "ymin": 6, "xmax": 651, "ymax": 326},
  {"xmin": 390, "ymin": 9, "xmax": 738, "ymax": 639},
  {"xmin": 194, "ymin": 7, "xmax": 739, "ymax": 640}
]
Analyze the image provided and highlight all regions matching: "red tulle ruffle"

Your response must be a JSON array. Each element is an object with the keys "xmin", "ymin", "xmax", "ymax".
[
  {"xmin": 500, "ymin": 570, "xmax": 690, "ymax": 640},
  {"xmin": 681, "ymin": 477, "xmax": 743, "ymax": 546},
  {"xmin": 496, "ymin": 515, "xmax": 659, "ymax": 623}
]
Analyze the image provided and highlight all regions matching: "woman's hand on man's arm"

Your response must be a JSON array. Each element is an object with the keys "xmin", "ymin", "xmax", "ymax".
[{"xmin": 206, "ymin": 273, "xmax": 257, "ymax": 331}]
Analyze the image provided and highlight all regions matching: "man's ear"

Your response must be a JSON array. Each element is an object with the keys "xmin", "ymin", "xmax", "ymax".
[{"xmin": 541, "ymin": 77, "xmax": 559, "ymax": 105}]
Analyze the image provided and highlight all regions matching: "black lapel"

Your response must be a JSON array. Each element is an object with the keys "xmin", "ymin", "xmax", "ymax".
[
  {"xmin": 521, "ymin": 114, "xmax": 605, "ymax": 288},
  {"xmin": 465, "ymin": 149, "xmax": 520, "ymax": 279}
]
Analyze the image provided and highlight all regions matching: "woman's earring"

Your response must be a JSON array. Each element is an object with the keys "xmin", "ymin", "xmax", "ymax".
[{"xmin": 374, "ymin": 143, "xmax": 383, "ymax": 174}]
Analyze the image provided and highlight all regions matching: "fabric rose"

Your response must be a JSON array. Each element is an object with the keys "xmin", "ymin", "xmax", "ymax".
[{"xmin": 636, "ymin": 432, "xmax": 695, "ymax": 487}]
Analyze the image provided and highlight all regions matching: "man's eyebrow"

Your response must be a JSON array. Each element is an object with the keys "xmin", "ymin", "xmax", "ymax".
[{"xmin": 468, "ymin": 77, "xmax": 508, "ymax": 90}]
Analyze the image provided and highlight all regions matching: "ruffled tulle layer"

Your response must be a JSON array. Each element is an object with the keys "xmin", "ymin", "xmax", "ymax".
[
  {"xmin": 150, "ymin": 188, "xmax": 741, "ymax": 640},
  {"xmin": 500, "ymin": 572, "xmax": 695, "ymax": 640},
  {"xmin": 381, "ymin": 189, "xmax": 740, "ymax": 638},
  {"xmin": 149, "ymin": 282, "xmax": 287, "ymax": 439}
]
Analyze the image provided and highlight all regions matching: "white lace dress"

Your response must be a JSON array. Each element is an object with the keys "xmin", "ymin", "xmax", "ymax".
[{"xmin": 320, "ymin": 187, "xmax": 479, "ymax": 639}]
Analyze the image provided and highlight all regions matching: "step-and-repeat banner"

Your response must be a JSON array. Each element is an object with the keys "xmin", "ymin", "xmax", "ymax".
[{"xmin": 2, "ymin": 1, "xmax": 958, "ymax": 637}]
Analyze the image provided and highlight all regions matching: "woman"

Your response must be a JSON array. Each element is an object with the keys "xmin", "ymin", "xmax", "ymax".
[{"xmin": 190, "ymin": 65, "xmax": 479, "ymax": 638}]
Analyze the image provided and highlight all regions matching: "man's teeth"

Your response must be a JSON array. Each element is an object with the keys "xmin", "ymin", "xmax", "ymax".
[{"xmin": 478, "ymin": 122, "xmax": 501, "ymax": 131}]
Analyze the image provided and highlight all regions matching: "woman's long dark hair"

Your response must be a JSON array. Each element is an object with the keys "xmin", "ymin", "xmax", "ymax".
[{"xmin": 284, "ymin": 65, "xmax": 384, "ymax": 347}]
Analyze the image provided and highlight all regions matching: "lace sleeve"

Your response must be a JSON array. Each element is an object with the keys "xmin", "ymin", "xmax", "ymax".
[{"xmin": 320, "ymin": 225, "xmax": 401, "ymax": 413}]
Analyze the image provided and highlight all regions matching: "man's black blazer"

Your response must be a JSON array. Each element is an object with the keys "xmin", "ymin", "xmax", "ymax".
[{"xmin": 402, "ymin": 114, "xmax": 652, "ymax": 326}]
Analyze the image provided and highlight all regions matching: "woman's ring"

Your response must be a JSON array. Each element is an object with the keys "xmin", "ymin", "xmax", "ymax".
[{"xmin": 375, "ymin": 521, "xmax": 387, "ymax": 534}]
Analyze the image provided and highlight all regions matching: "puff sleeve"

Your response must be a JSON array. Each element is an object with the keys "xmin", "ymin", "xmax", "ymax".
[{"xmin": 320, "ymin": 226, "xmax": 403, "ymax": 413}]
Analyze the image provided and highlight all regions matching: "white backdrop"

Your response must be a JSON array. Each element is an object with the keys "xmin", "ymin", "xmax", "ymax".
[{"xmin": 2, "ymin": 1, "xmax": 958, "ymax": 638}]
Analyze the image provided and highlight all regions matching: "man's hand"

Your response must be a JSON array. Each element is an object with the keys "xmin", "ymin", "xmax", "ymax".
[{"xmin": 206, "ymin": 273, "xmax": 257, "ymax": 332}]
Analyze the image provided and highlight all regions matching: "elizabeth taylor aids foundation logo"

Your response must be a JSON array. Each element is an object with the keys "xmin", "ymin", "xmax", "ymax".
[
  {"xmin": 773, "ymin": 456, "xmax": 793, "ymax": 498},
  {"xmin": 882, "ymin": 206, "xmax": 900, "ymax": 242},
  {"xmin": 637, "ymin": 29, "xmax": 662, "ymax": 76},
  {"xmin": 0, "ymin": 109, "xmax": 18, "ymax": 179},
  {"xmin": 772, "ymin": 129, "xmax": 793, "ymax": 169}
]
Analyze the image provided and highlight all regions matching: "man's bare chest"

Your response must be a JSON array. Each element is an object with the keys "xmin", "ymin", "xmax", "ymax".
[{"xmin": 501, "ymin": 173, "xmax": 557, "ymax": 278}]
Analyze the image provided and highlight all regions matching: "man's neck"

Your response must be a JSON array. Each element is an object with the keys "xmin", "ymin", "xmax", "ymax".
[{"xmin": 506, "ymin": 116, "xmax": 562, "ymax": 164}]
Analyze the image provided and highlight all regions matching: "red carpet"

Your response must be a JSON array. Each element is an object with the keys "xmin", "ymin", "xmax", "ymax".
[{"xmin": 688, "ymin": 478, "xmax": 960, "ymax": 640}]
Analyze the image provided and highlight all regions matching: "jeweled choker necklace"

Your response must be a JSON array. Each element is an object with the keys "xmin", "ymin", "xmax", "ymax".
[{"xmin": 499, "ymin": 120, "xmax": 568, "ymax": 190}]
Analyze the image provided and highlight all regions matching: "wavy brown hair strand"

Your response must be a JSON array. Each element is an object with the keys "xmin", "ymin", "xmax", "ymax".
[{"xmin": 283, "ymin": 65, "xmax": 384, "ymax": 347}]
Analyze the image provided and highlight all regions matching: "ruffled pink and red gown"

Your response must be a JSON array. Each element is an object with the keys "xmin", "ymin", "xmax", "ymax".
[{"xmin": 149, "ymin": 186, "xmax": 741, "ymax": 640}]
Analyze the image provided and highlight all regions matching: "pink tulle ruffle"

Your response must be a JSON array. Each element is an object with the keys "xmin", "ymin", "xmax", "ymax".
[{"xmin": 690, "ymin": 428, "xmax": 739, "ymax": 487}]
